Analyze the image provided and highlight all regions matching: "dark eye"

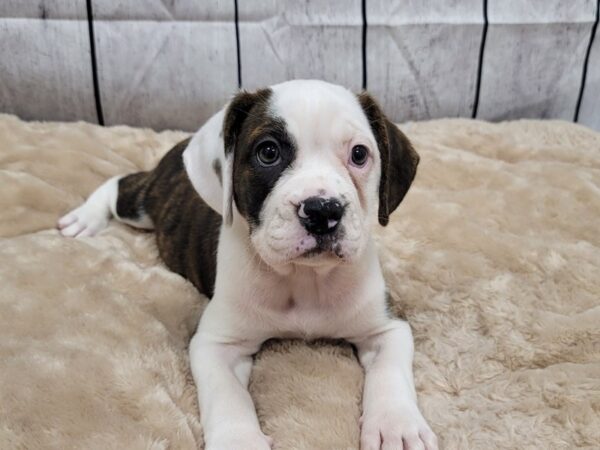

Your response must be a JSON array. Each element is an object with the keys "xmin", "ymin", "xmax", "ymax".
[
  {"xmin": 350, "ymin": 145, "xmax": 369, "ymax": 167},
  {"xmin": 256, "ymin": 140, "xmax": 281, "ymax": 167}
]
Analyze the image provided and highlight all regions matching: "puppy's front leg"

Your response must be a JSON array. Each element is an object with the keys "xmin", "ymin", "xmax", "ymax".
[
  {"xmin": 189, "ymin": 328, "xmax": 270, "ymax": 450},
  {"xmin": 353, "ymin": 320, "xmax": 438, "ymax": 450}
]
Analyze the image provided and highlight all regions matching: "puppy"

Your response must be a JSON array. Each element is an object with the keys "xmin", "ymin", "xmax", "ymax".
[{"xmin": 58, "ymin": 80, "xmax": 437, "ymax": 450}]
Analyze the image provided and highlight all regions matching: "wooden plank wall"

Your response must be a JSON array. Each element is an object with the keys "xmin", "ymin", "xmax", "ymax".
[
  {"xmin": 1, "ymin": 0, "xmax": 599, "ymax": 131},
  {"xmin": 578, "ymin": 4, "xmax": 600, "ymax": 130},
  {"xmin": 366, "ymin": 0, "xmax": 483, "ymax": 122},
  {"xmin": 237, "ymin": 0, "xmax": 363, "ymax": 91},
  {"xmin": 477, "ymin": 0, "xmax": 596, "ymax": 121},
  {"xmin": 92, "ymin": 0, "xmax": 238, "ymax": 131},
  {"xmin": 0, "ymin": 0, "xmax": 97, "ymax": 123}
]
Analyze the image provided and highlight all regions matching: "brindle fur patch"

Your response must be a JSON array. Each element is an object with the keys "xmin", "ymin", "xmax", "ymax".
[
  {"xmin": 116, "ymin": 138, "xmax": 221, "ymax": 298},
  {"xmin": 114, "ymin": 88, "xmax": 297, "ymax": 297}
]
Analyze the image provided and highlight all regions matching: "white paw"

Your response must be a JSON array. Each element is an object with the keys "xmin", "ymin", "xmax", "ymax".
[
  {"xmin": 205, "ymin": 428, "xmax": 273, "ymax": 450},
  {"xmin": 57, "ymin": 203, "xmax": 110, "ymax": 238},
  {"xmin": 360, "ymin": 403, "xmax": 438, "ymax": 450}
]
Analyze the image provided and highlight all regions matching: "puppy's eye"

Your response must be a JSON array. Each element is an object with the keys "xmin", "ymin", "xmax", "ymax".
[
  {"xmin": 256, "ymin": 140, "xmax": 281, "ymax": 167},
  {"xmin": 350, "ymin": 145, "xmax": 369, "ymax": 167}
]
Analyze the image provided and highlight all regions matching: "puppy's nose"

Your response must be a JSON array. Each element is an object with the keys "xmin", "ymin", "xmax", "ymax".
[{"xmin": 297, "ymin": 196, "xmax": 344, "ymax": 235}]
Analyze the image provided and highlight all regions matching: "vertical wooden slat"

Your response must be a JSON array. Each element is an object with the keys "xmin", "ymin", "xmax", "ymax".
[
  {"xmin": 92, "ymin": 0, "xmax": 238, "ymax": 131},
  {"xmin": 86, "ymin": 0, "xmax": 104, "ymax": 125},
  {"xmin": 234, "ymin": 0, "xmax": 242, "ymax": 89},
  {"xmin": 238, "ymin": 0, "xmax": 363, "ymax": 91},
  {"xmin": 576, "ymin": 1, "xmax": 600, "ymax": 131},
  {"xmin": 0, "ymin": 0, "xmax": 97, "ymax": 123},
  {"xmin": 477, "ymin": 0, "xmax": 596, "ymax": 121},
  {"xmin": 471, "ymin": 0, "xmax": 489, "ymax": 119},
  {"xmin": 361, "ymin": 0, "xmax": 367, "ymax": 90}
]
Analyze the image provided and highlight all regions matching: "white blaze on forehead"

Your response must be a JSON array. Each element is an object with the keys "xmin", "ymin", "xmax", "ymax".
[
  {"xmin": 264, "ymin": 80, "xmax": 383, "ymax": 220},
  {"xmin": 246, "ymin": 80, "xmax": 382, "ymax": 269},
  {"xmin": 269, "ymin": 80, "xmax": 376, "ymax": 154}
]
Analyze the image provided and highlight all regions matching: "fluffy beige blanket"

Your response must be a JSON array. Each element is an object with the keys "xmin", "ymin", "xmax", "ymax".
[{"xmin": 1, "ymin": 113, "xmax": 599, "ymax": 450}]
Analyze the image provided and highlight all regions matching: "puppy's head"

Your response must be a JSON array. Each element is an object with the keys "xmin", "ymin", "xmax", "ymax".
[{"xmin": 187, "ymin": 80, "xmax": 419, "ymax": 270}]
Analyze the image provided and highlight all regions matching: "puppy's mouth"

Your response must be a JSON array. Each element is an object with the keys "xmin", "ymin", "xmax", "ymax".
[
  {"xmin": 257, "ymin": 207, "xmax": 360, "ymax": 267},
  {"xmin": 301, "ymin": 237, "xmax": 344, "ymax": 259},
  {"xmin": 298, "ymin": 228, "xmax": 346, "ymax": 261}
]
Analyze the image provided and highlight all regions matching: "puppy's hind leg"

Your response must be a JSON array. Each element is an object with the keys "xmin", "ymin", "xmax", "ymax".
[
  {"xmin": 58, "ymin": 173, "xmax": 153, "ymax": 238},
  {"xmin": 58, "ymin": 176, "xmax": 120, "ymax": 238}
]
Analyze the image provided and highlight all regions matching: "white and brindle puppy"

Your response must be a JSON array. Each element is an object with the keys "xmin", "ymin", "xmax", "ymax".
[{"xmin": 58, "ymin": 80, "xmax": 437, "ymax": 450}]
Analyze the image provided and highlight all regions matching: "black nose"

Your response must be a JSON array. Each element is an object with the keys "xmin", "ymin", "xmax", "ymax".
[{"xmin": 297, "ymin": 196, "xmax": 345, "ymax": 235}]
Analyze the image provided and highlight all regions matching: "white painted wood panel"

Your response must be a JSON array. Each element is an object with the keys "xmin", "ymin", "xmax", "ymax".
[
  {"xmin": 1, "ymin": 0, "xmax": 598, "ymax": 130},
  {"xmin": 477, "ymin": 0, "xmax": 596, "ymax": 121},
  {"xmin": 92, "ymin": 0, "xmax": 232, "ymax": 21},
  {"xmin": 489, "ymin": 0, "xmax": 594, "ymax": 24},
  {"xmin": 238, "ymin": 0, "xmax": 363, "ymax": 91},
  {"xmin": 0, "ymin": 1, "xmax": 97, "ymax": 123},
  {"xmin": 93, "ymin": 0, "xmax": 237, "ymax": 131},
  {"xmin": 578, "ymin": 23, "xmax": 600, "ymax": 131},
  {"xmin": 367, "ymin": 0, "xmax": 483, "ymax": 122},
  {"xmin": 0, "ymin": 0, "xmax": 85, "ymax": 19}
]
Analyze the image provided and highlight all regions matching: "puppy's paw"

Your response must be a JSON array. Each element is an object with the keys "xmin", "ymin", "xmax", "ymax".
[
  {"xmin": 57, "ymin": 203, "xmax": 109, "ymax": 238},
  {"xmin": 205, "ymin": 428, "xmax": 273, "ymax": 450},
  {"xmin": 360, "ymin": 403, "xmax": 437, "ymax": 450}
]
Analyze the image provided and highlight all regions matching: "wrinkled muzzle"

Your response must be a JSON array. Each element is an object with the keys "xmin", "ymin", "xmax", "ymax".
[{"xmin": 250, "ymin": 168, "xmax": 367, "ymax": 268}]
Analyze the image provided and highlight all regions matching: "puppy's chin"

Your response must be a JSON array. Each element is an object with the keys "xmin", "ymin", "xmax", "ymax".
[
  {"xmin": 250, "ymin": 231, "xmax": 364, "ymax": 274},
  {"xmin": 292, "ymin": 251, "xmax": 347, "ymax": 271}
]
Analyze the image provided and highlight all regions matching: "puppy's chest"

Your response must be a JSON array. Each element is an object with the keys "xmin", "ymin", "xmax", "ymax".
[{"xmin": 257, "ymin": 273, "xmax": 367, "ymax": 339}]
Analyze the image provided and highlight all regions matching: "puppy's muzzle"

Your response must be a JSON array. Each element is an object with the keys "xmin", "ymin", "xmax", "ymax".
[{"xmin": 297, "ymin": 197, "xmax": 345, "ymax": 236}]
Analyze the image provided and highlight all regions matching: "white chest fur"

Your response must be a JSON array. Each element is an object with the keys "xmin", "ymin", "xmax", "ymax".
[{"xmin": 199, "ymin": 223, "xmax": 390, "ymax": 344}]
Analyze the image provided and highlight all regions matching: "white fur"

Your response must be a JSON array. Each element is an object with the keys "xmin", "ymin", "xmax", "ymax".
[
  {"xmin": 58, "ymin": 176, "xmax": 118, "ymax": 238},
  {"xmin": 186, "ymin": 81, "xmax": 437, "ymax": 450},
  {"xmin": 60, "ymin": 80, "xmax": 437, "ymax": 450},
  {"xmin": 58, "ymin": 176, "xmax": 153, "ymax": 238},
  {"xmin": 183, "ymin": 108, "xmax": 228, "ymax": 216}
]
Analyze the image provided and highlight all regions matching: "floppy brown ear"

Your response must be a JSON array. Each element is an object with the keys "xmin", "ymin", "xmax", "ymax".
[
  {"xmin": 223, "ymin": 89, "xmax": 271, "ymax": 155},
  {"xmin": 220, "ymin": 89, "xmax": 271, "ymax": 224},
  {"xmin": 356, "ymin": 92, "xmax": 420, "ymax": 226}
]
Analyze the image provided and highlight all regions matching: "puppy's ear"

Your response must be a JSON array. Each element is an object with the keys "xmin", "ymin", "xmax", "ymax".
[
  {"xmin": 183, "ymin": 107, "xmax": 228, "ymax": 217},
  {"xmin": 356, "ymin": 92, "xmax": 420, "ymax": 226},
  {"xmin": 221, "ymin": 89, "xmax": 271, "ymax": 225},
  {"xmin": 183, "ymin": 89, "xmax": 269, "ymax": 225}
]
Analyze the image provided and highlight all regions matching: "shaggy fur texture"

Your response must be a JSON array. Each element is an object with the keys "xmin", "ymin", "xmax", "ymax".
[{"xmin": 1, "ymin": 113, "xmax": 599, "ymax": 449}]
